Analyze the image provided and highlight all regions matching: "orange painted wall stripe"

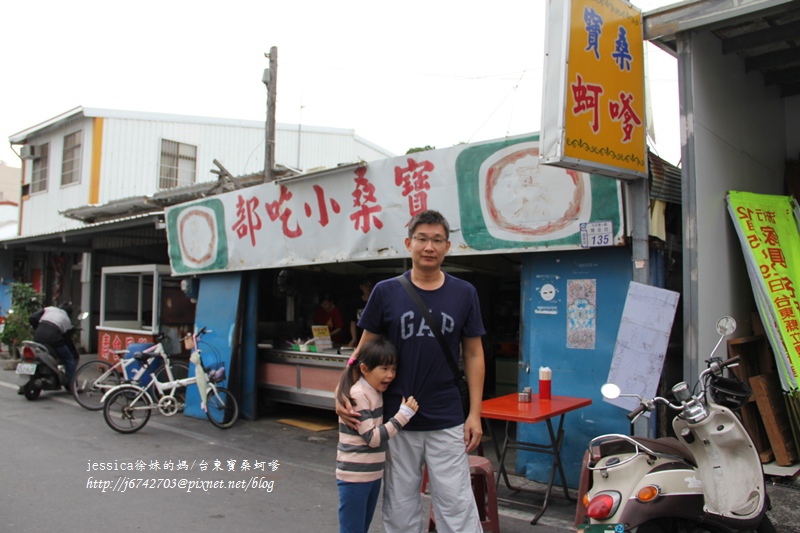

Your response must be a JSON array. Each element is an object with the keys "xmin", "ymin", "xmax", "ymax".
[{"xmin": 89, "ymin": 117, "xmax": 104, "ymax": 204}]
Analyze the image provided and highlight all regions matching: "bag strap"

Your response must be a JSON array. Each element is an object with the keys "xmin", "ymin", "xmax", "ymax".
[{"xmin": 396, "ymin": 274, "xmax": 462, "ymax": 380}]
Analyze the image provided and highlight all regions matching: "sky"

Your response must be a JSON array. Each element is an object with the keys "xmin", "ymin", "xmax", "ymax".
[{"xmin": 1, "ymin": 0, "xmax": 681, "ymax": 171}]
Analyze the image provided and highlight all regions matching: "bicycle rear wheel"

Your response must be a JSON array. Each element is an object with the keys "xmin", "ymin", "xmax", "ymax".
[
  {"xmin": 72, "ymin": 360, "xmax": 118, "ymax": 410},
  {"xmin": 103, "ymin": 387, "xmax": 152, "ymax": 434},
  {"xmin": 206, "ymin": 387, "xmax": 238, "ymax": 429}
]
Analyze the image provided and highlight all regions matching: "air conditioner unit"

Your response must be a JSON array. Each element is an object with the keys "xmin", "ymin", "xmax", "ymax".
[{"xmin": 20, "ymin": 145, "xmax": 37, "ymax": 160}]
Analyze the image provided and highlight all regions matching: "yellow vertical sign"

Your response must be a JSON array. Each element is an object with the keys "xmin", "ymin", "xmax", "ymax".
[{"xmin": 562, "ymin": 0, "xmax": 646, "ymax": 177}]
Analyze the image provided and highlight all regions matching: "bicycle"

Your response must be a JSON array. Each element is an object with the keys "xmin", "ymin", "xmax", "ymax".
[
  {"xmin": 102, "ymin": 327, "xmax": 238, "ymax": 433},
  {"xmin": 71, "ymin": 336, "xmax": 189, "ymax": 410}
]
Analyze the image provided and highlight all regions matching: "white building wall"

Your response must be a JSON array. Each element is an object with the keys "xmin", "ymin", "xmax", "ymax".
[
  {"xmin": 15, "ymin": 109, "xmax": 395, "ymax": 236},
  {"xmin": 99, "ymin": 118, "xmax": 261, "ymax": 202},
  {"xmin": 0, "ymin": 203, "xmax": 18, "ymax": 239},
  {"xmin": 99, "ymin": 119, "xmax": 393, "ymax": 203},
  {"xmin": 19, "ymin": 116, "xmax": 94, "ymax": 234},
  {"xmin": 273, "ymin": 127, "xmax": 394, "ymax": 171},
  {"xmin": 685, "ymin": 30, "xmax": 786, "ymax": 378}
]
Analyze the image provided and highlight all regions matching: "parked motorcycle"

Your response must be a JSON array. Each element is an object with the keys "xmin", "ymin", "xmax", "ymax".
[
  {"xmin": 577, "ymin": 316, "xmax": 776, "ymax": 533},
  {"xmin": 16, "ymin": 311, "xmax": 88, "ymax": 401}
]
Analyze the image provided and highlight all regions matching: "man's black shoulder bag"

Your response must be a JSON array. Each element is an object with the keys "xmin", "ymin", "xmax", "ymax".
[{"xmin": 397, "ymin": 274, "xmax": 471, "ymax": 419}]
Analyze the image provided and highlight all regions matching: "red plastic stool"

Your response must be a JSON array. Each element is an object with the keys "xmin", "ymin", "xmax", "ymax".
[{"xmin": 423, "ymin": 455, "xmax": 500, "ymax": 533}]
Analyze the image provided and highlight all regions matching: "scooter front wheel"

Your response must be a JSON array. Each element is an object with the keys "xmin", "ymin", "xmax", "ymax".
[{"xmin": 103, "ymin": 387, "xmax": 152, "ymax": 434}]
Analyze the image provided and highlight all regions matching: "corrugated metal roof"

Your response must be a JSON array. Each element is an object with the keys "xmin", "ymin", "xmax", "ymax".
[
  {"xmin": 645, "ymin": 0, "xmax": 800, "ymax": 98},
  {"xmin": 649, "ymin": 151, "xmax": 682, "ymax": 204},
  {"xmin": 59, "ymin": 163, "xmax": 362, "ymax": 224},
  {"xmin": 0, "ymin": 212, "xmax": 163, "ymax": 249}
]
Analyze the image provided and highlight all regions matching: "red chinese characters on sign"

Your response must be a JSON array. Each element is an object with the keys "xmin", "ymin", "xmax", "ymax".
[
  {"xmin": 232, "ymin": 194, "xmax": 262, "ymax": 246},
  {"xmin": 265, "ymin": 185, "xmax": 302, "ymax": 239},
  {"xmin": 99, "ymin": 331, "xmax": 155, "ymax": 364},
  {"xmin": 101, "ymin": 333, "xmax": 110, "ymax": 362},
  {"xmin": 350, "ymin": 167, "xmax": 383, "ymax": 233},
  {"xmin": 572, "ymin": 14, "xmax": 643, "ymax": 145},
  {"xmin": 572, "ymin": 74, "xmax": 644, "ymax": 142},
  {"xmin": 608, "ymin": 92, "xmax": 642, "ymax": 143},
  {"xmin": 255, "ymin": 176, "xmax": 385, "ymax": 239},
  {"xmin": 571, "ymin": 74, "xmax": 604, "ymax": 133},
  {"xmin": 395, "ymin": 158, "xmax": 433, "ymax": 218},
  {"xmin": 735, "ymin": 205, "xmax": 800, "ymax": 356},
  {"xmin": 304, "ymin": 184, "xmax": 341, "ymax": 228}
]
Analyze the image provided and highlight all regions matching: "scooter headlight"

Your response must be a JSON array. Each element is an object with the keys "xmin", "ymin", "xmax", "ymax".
[{"xmin": 586, "ymin": 491, "xmax": 621, "ymax": 520}]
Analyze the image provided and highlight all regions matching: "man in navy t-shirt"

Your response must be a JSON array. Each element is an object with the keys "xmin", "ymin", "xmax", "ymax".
[{"xmin": 337, "ymin": 210, "xmax": 486, "ymax": 533}]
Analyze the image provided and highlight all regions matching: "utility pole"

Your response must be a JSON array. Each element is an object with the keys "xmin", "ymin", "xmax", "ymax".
[{"xmin": 262, "ymin": 46, "xmax": 278, "ymax": 182}]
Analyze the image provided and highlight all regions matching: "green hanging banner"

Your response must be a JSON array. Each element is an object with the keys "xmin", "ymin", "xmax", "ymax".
[{"xmin": 727, "ymin": 191, "xmax": 800, "ymax": 391}]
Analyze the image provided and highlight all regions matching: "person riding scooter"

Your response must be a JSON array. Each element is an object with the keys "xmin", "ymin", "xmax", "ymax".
[{"xmin": 28, "ymin": 302, "xmax": 78, "ymax": 391}]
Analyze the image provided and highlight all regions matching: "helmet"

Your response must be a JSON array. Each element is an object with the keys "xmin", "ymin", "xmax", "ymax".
[
  {"xmin": 708, "ymin": 374, "xmax": 751, "ymax": 410},
  {"xmin": 60, "ymin": 302, "xmax": 74, "ymax": 316}
]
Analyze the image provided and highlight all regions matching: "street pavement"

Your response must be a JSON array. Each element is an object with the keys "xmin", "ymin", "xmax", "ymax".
[{"xmin": 1, "ymin": 365, "xmax": 798, "ymax": 533}]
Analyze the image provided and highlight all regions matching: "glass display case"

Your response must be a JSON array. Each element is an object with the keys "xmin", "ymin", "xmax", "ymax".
[{"xmin": 97, "ymin": 264, "xmax": 194, "ymax": 363}]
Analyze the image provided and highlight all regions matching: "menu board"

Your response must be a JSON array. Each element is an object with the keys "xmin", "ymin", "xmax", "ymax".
[{"xmin": 312, "ymin": 325, "xmax": 333, "ymax": 351}]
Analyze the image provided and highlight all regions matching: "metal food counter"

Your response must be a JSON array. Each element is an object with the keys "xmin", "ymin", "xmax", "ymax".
[{"xmin": 257, "ymin": 346, "xmax": 350, "ymax": 410}]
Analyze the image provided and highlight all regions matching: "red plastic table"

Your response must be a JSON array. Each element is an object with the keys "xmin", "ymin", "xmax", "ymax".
[{"xmin": 481, "ymin": 393, "xmax": 592, "ymax": 525}]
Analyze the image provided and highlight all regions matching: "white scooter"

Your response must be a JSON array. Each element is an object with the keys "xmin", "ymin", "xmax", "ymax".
[{"xmin": 577, "ymin": 317, "xmax": 776, "ymax": 533}]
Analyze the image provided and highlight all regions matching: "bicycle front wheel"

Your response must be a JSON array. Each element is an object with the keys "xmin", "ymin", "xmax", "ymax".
[
  {"xmin": 103, "ymin": 387, "xmax": 152, "ymax": 434},
  {"xmin": 72, "ymin": 360, "xmax": 117, "ymax": 410},
  {"xmin": 206, "ymin": 387, "xmax": 239, "ymax": 429}
]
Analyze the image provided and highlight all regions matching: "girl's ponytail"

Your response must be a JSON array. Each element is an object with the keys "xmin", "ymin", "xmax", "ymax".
[{"xmin": 336, "ymin": 354, "xmax": 361, "ymax": 407}]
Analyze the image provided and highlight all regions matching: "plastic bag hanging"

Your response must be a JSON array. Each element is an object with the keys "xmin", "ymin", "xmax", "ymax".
[{"xmin": 191, "ymin": 348, "xmax": 209, "ymax": 412}]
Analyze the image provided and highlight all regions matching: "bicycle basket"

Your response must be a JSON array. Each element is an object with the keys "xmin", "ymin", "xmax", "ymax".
[
  {"xmin": 208, "ymin": 366, "xmax": 226, "ymax": 383},
  {"xmin": 709, "ymin": 374, "xmax": 751, "ymax": 410}
]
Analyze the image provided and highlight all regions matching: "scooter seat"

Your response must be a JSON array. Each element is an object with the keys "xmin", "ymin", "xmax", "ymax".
[
  {"xmin": 592, "ymin": 435, "xmax": 697, "ymax": 468},
  {"xmin": 636, "ymin": 436, "xmax": 697, "ymax": 467},
  {"xmin": 25, "ymin": 340, "xmax": 57, "ymax": 358}
]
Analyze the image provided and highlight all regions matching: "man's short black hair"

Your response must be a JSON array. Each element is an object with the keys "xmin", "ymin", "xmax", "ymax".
[{"xmin": 408, "ymin": 210, "xmax": 450, "ymax": 239}]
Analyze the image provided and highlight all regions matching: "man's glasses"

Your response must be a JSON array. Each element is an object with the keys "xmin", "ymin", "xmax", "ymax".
[{"xmin": 411, "ymin": 236, "xmax": 448, "ymax": 246}]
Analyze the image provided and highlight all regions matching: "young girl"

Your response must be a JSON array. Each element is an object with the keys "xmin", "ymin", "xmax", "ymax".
[{"xmin": 335, "ymin": 338, "xmax": 418, "ymax": 533}]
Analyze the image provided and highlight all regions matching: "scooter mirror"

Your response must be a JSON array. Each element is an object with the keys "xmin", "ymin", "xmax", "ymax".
[
  {"xmin": 601, "ymin": 383, "xmax": 621, "ymax": 400},
  {"xmin": 78, "ymin": 311, "xmax": 89, "ymax": 320},
  {"xmin": 716, "ymin": 316, "xmax": 736, "ymax": 336}
]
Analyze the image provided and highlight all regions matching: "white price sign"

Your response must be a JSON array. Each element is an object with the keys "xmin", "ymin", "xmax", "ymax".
[{"xmin": 580, "ymin": 221, "xmax": 614, "ymax": 248}]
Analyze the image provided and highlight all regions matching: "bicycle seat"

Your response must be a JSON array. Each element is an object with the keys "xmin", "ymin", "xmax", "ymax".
[{"xmin": 133, "ymin": 351, "xmax": 152, "ymax": 363}]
